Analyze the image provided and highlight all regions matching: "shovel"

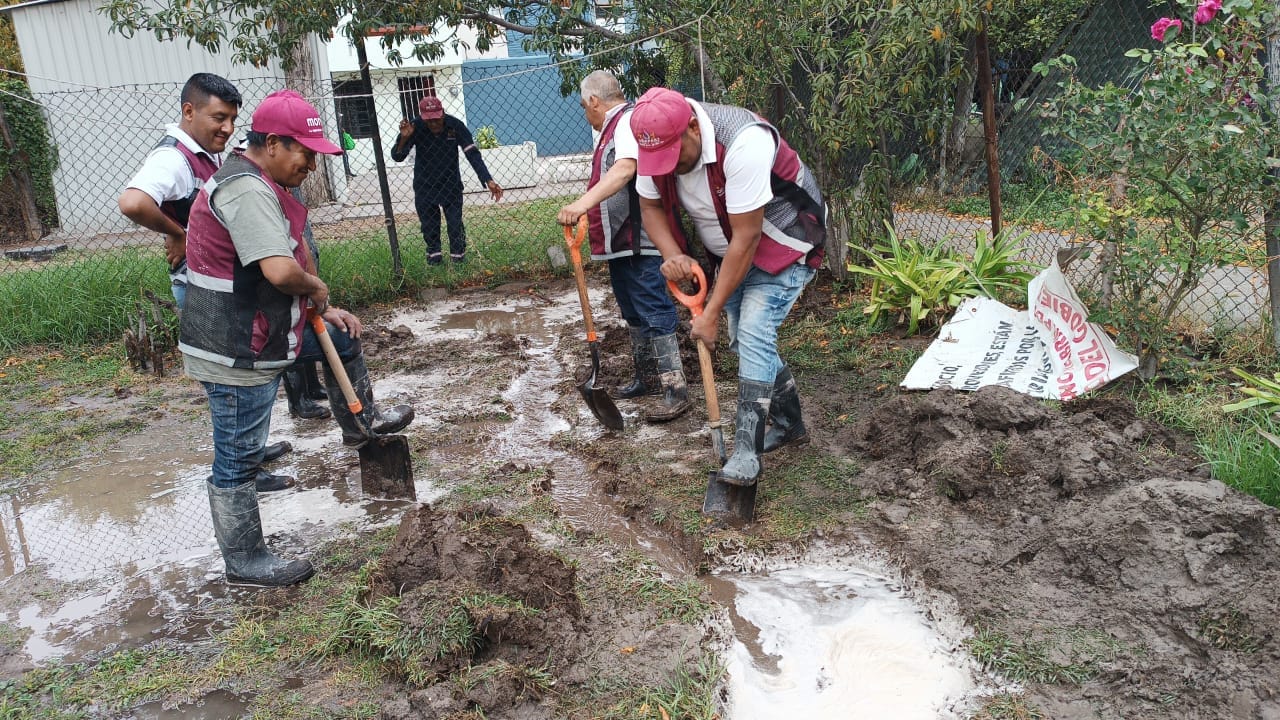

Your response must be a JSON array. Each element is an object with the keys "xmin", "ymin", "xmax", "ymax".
[
  {"xmin": 564, "ymin": 218, "xmax": 625, "ymax": 432},
  {"xmin": 308, "ymin": 309, "xmax": 415, "ymax": 500},
  {"xmin": 667, "ymin": 265, "xmax": 756, "ymax": 524}
]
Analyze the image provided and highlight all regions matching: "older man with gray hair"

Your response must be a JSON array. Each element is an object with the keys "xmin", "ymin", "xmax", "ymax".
[{"xmin": 557, "ymin": 70, "xmax": 691, "ymax": 422}]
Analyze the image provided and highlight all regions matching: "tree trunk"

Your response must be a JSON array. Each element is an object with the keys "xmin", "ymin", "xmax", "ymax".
[
  {"xmin": 283, "ymin": 27, "xmax": 333, "ymax": 207},
  {"xmin": 940, "ymin": 34, "xmax": 978, "ymax": 192},
  {"xmin": 0, "ymin": 99, "xmax": 45, "ymax": 243}
]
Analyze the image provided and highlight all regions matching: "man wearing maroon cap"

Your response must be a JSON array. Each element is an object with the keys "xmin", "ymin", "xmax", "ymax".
[
  {"xmin": 181, "ymin": 89, "xmax": 414, "ymax": 587},
  {"xmin": 632, "ymin": 87, "xmax": 825, "ymax": 495},
  {"xmin": 392, "ymin": 95, "xmax": 503, "ymax": 266}
]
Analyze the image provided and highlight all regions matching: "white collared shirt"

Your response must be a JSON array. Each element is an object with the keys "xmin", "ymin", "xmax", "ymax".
[
  {"xmin": 636, "ymin": 99, "xmax": 775, "ymax": 257},
  {"xmin": 125, "ymin": 124, "xmax": 223, "ymax": 206}
]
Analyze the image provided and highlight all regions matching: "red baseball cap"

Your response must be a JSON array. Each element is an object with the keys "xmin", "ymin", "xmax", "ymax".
[
  {"xmin": 419, "ymin": 96, "xmax": 444, "ymax": 120},
  {"xmin": 631, "ymin": 87, "xmax": 693, "ymax": 176},
  {"xmin": 251, "ymin": 90, "xmax": 343, "ymax": 154}
]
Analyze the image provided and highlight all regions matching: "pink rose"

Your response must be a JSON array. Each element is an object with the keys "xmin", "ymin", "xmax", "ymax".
[
  {"xmin": 1151, "ymin": 17, "xmax": 1183, "ymax": 42},
  {"xmin": 1194, "ymin": 0, "xmax": 1221, "ymax": 25}
]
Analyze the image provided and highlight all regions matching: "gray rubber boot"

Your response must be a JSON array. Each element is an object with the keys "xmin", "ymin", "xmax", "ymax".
[
  {"xmin": 643, "ymin": 333, "xmax": 693, "ymax": 422},
  {"xmin": 283, "ymin": 366, "xmax": 331, "ymax": 420},
  {"xmin": 720, "ymin": 379, "xmax": 772, "ymax": 487},
  {"xmin": 322, "ymin": 354, "xmax": 415, "ymax": 446},
  {"xmin": 763, "ymin": 366, "xmax": 810, "ymax": 453},
  {"xmin": 611, "ymin": 327, "xmax": 660, "ymax": 399},
  {"xmin": 207, "ymin": 480, "xmax": 314, "ymax": 587}
]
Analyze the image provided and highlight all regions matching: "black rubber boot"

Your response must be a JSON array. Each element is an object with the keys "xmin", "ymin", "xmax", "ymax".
[
  {"xmin": 720, "ymin": 379, "xmax": 772, "ymax": 487},
  {"xmin": 254, "ymin": 469, "xmax": 295, "ymax": 493},
  {"xmin": 207, "ymin": 480, "xmax": 314, "ymax": 587},
  {"xmin": 261, "ymin": 441, "xmax": 292, "ymax": 463},
  {"xmin": 322, "ymin": 354, "xmax": 415, "ymax": 446},
  {"xmin": 763, "ymin": 365, "xmax": 810, "ymax": 453},
  {"xmin": 643, "ymin": 333, "xmax": 693, "ymax": 422},
  {"xmin": 301, "ymin": 362, "xmax": 328, "ymax": 401},
  {"xmin": 612, "ymin": 327, "xmax": 660, "ymax": 399},
  {"xmin": 283, "ymin": 367, "xmax": 331, "ymax": 420}
]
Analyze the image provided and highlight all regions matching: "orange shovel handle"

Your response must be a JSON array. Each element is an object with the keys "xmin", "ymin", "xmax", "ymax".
[{"xmin": 666, "ymin": 263, "xmax": 707, "ymax": 318}]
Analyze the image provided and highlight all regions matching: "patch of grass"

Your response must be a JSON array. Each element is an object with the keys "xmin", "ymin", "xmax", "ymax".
[
  {"xmin": 1198, "ymin": 608, "xmax": 1260, "ymax": 653},
  {"xmin": 454, "ymin": 658, "xmax": 556, "ymax": 700},
  {"xmin": 973, "ymin": 693, "xmax": 1045, "ymax": 720},
  {"xmin": 597, "ymin": 551, "xmax": 712, "ymax": 624},
  {"xmin": 569, "ymin": 654, "xmax": 723, "ymax": 720},
  {"xmin": 759, "ymin": 455, "xmax": 867, "ymax": 540},
  {"xmin": 966, "ymin": 626, "xmax": 1127, "ymax": 685}
]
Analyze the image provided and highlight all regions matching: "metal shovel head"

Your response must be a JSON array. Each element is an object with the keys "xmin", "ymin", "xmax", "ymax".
[
  {"xmin": 576, "ymin": 343, "xmax": 624, "ymax": 432},
  {"xmin": 577, "ymin": 375, "xmax": 625, "ymax": 431},
  {"xmin": 357, "ymin": 434, "xmax": 415, "ymax": 500},
  {"xmin": 701, "ymin": 471, "xmax": 757, "ymax": 525}
]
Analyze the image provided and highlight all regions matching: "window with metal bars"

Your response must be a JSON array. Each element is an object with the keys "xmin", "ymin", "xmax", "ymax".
[
  {"xmin": 333, "ymin": 77, "xmax": 374, "ymax": 139},
  {"xmin": 398, "ymin": 76, "xmax": 438, "ymax": 122}
]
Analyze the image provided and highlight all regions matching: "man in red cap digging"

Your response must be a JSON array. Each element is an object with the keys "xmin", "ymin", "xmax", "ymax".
[
  {"xmin": 181, "ymin": 90, "xmax": 414, "ymax": 586},
  {"xmin": 392, "ymin": 95, "xmax": 503, "ymax": 266},
  {"xmin": 631, "ymin": 87, "xmax": 825, "ymax": 494}
]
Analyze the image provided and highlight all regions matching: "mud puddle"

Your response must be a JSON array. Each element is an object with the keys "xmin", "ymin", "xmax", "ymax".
[{"xmin": 707, "ymin": 559, "xmax": 991, "ymax": 719}]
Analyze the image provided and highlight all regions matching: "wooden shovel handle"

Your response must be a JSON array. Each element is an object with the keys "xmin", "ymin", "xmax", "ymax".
[
  {"xmin": 696, "ymin": 339, "xmax": 719, "ymax": 424},
  {"xmin": 309, "ymin": 309, "xmax": 362, "ymax": 414},
  {"xmin": 564, "ymin": 218, "xmax": 598, "ymax": 342}
]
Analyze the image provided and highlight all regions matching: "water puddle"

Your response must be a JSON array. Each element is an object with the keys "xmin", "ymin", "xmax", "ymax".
[
  {"xmin": 130, "ymin": 688, "xmax": 249, "ymax": 719},
  {"xmin": 707, "ymin": 560, "xmax": 991, "ymax": 719}
]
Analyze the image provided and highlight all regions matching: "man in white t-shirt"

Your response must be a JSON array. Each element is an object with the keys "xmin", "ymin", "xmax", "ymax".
[
  {"xmin": 556, "ymin": 71, "xmax": 690, "ymax": 422},
  {"xmin": 119, "ymin": 73, "xmax": 241, "ymax": 310},
  {"xmin": 632, "ymin": 87, "xmax": 825, "ymax": 493}
]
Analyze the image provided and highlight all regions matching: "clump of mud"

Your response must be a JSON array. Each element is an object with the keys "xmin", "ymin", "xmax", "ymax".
[
  {"xmin": 844, "ymin": 386, "xmax": 1280, "ymax": 719},
  {"xmin": 373, "ymin": 504, "xmax": 583, "ymax": 719}
]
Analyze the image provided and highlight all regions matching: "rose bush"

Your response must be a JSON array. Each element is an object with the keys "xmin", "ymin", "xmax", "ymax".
[{"xmin": 1036, "ymin": 0, "xmax": 1279, "ymax": 378}]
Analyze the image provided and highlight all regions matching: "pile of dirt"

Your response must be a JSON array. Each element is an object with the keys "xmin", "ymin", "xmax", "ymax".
[
  {"xmin": 374, "ymin": 503, "xmax": 584, "ymax": 719},
  {"xmin": 843, "ymin": 385, "xmax": 1280, "ymax": 719}
]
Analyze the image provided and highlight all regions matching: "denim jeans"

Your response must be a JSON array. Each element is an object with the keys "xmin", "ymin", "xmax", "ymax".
[
  {"xmin": 170, "ymin": 259, "xmax": 188, "ymax": 309},
  {"xmin": 608, "ymin": 254, "xmax": 679, "ymax": 338},
  {"xmin": 723, "ymin": 262, "xmax": 816, "ymax": 384},
  {"xmin": 201, "ymin": 321, "xmax": 359, "ymax": 489}
]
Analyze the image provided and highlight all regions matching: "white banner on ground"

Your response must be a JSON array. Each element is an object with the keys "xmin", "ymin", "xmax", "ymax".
[{"xmin": 900, "ymin": 261, "xmax": 1137, "ymax": 400}]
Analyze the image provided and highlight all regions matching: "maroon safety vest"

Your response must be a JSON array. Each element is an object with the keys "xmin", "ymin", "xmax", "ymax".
[
  {"xmin": 179, "ymin": 152, "xmax": 311, "ymax": 369},
  {"xmin": 652, "ymin": 103, "xmax": 824, "ymax": 275},
  {"xmin": 585, "ymin": 104, "xmax": 677, "ymax": 259},
  {"xmin": 153, "ymin": 134, "xmax": 220, "ymax": 228}
]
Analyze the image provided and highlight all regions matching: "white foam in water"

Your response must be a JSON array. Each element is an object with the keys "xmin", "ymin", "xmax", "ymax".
[{"xmin": 725, "ymin": 565, "xmax": 976, "ymax": 719}]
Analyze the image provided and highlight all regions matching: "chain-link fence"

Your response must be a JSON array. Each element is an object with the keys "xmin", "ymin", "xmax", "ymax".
[{"xmin": 0, "ymin": 0, "xmax": 1273, "ymax": 355}]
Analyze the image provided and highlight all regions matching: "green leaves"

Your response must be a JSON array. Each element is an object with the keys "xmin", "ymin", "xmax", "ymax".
[
  {"xmin": 1222, "ymin": 368, "xmax": 1280, "ymax": 413},
  {"xmin": 850, "ymin": 222, "xmax": 1038, "ymax": 335}
]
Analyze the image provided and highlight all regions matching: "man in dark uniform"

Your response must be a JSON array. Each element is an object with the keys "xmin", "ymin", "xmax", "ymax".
[{"xmin": 391, "ymin": 96, "xmax": 503, "ymax": 265}]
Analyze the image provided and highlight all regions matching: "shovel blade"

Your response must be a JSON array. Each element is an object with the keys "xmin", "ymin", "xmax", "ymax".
[
  {"xmin": 701, "ymin": 471, "xmax": 757, "ymax": 525},
  {"xmin": 577, "ymin": 377, "xmax": 625, "ymax": 432},
  {"xmin": 357, "ymin": 434, "xmax": 415, "ymax": 500}
]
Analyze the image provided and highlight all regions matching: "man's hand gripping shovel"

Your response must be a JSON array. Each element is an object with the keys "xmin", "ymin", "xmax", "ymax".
[
  {"xmin": 308, "ymin": 306, "xmax": 415, "ymax": 500},
  {"xmin": 667, "ymin": 266, "xmax": 756, "ymax": 524}
]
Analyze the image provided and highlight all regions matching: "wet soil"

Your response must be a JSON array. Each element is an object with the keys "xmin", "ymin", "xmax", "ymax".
[{"xmin": 2, "ymin": 269, "xmax": 1279, "ymax": 719}]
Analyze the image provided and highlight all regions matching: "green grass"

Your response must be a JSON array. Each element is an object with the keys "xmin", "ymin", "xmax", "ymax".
[
  {"xmin": 598, "ymin": 550, "xmax": 713, "ymax": 624},
  {"xmin": 973, "ymin": 694, "xmax": 1045, "ymax": 720},
  {"xmin": 966, "ymin": 626, "xmax": 1128, "ymax": 685},
  {"xmin": 760, "ymin": 455, "xmax": 868, "ymax": 539},
  {"xmin": 0, "ymin": 195, "xmax": 578, "ymax": 353},
  {"xmin": 567, "ymin": 654, "xmax": 723, "ymax": 720}
]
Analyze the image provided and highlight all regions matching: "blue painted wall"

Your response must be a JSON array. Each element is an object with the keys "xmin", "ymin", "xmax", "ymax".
[{"xmin": 461, "ymin": 57, "xmax": 593, "ymax": 157}]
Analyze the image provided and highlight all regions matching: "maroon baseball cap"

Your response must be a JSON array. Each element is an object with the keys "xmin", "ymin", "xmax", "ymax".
[
  {"xmin": 251, "ymin": 90, "xmax": 343, "ymax": 155},
  {"xmin": 631, "ymin": 87, "xmax": 693, "ymax": 176},
  {"xmin": 419, "ymin": 96, "xmax": 444, "ymax": 120}
]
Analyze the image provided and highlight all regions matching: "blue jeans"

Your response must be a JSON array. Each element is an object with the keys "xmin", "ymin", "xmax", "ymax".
[
  {"xmin": 202, "ymin": 321, "xmax": 359, "ymax": 489},
  {"xmin": 723, "ymin": 263, "xmax": 816, "ymax": 384},
  {"xmin": 170, "ymin": 259, "xmax": 188, "ymax": 309},
  {"xmin": 608, "ymin": 254, "xmax": 678, "ymax": 338}
]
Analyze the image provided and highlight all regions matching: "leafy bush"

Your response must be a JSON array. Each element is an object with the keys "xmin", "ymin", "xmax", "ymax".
[
  {"xmin": 851, "ymin": 222, "xmax": 1037, "ymax": 334},
  {"xmin": 0, "ymin": 79, "xmax": 58, "ymax": 229},
  {"xmin": 475, "ymin": 125, "xmax": 499, "ymax": 149}
]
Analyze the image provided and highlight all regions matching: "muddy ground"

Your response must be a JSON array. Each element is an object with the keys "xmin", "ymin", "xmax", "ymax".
[{"xmin": 2, "ymin": 269, "xmax": 1279, "ymax": 719}]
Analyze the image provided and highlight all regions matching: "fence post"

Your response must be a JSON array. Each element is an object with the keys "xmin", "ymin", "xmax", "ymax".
[
  {"xmin": 1267, "ymin": 34, "xmax": 1280, "ymax": 351},
  {"xmin": 0, "ymin": 97, "xmax": 45, "ymax": 244},
  {"xmin": 975, "ymin": 14, "xmax": 1002, "ymax": 239},
  {"xmin": 355, "ymin": 35, "xmax": 404, "ymax": 281}
]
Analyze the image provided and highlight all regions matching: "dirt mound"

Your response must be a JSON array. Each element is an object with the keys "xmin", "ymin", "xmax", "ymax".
[
  {"xmin": 375, "ymin": 504, "xmax": 584, "ymax": 719},
  {"xmin": 846, "ymin": 386, "xmax": 1280, "ymax": 718}
]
